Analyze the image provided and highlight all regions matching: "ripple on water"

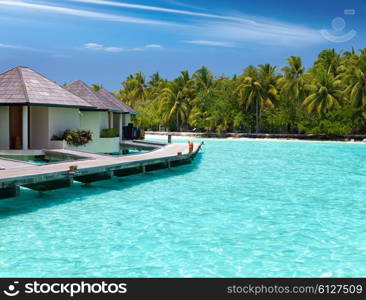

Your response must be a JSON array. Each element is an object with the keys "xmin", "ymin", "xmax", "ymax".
[{"xmin": 0, "ymin": 139, "xmax": 365, "ymax": 277}]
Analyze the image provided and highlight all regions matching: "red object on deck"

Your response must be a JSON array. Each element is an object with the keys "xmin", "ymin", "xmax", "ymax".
[{"xmin": 188, "ymin": 141, "xmax": 193, "ymax": 153}]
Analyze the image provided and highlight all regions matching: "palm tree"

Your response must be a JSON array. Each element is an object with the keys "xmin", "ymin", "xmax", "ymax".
[
  {"xmin": 148, "ymin": 72, "xmax": 162, "ymax": 88},
  {"xmin": 114, "ymin": 47, "xmax": 366, "ymax": 134},
  {"xmin": 314, "ymin": 49, "xmax": 342, "ymax": 76},
  {"xmin": 303, "ymin": 68, "xmax": 343, "ymax": 115},
  {"xmin": 91, "ymin": 84, "xmax": 103, "ymax": 91},
  {"xmin": 344, "ymin": 54, "xmax": 366, "ymax": 109},
  {"xmin": 193, "ymin": 66, "xmax": 214, "ymax": 91},
  {"xmin": 236, "ymin": 64, "xmax": 277, "ymax": 132},
  {"xmin": 279, "ymin": 57, "xmax": 305, "ymax": 100},
  {"xmin": 339, "ymin": 48, "xmax": 359, "ymax": 76},
  {"xmin": 117, "ymin": 72, "xmax": 146, "ymax": 107},
  {"xmin": 277, "ymin": 56, "xmax": 306, "ymax": 132},
  {"xmin": 159, "ymin": 81, "xmax": 186, "ymax": 131},
  {"xmin": 207, "ymin": 77, "xmax": 238, "ymax": 133},
  {"xmin": 359, "ymin": 48, "xmax": 366, "ymax": 56},
  {"xmin": 242, "ymin": 65, "xmax": 257, "ymax": 78},
  {"xmin": 146, "ymin": 72, "xmax": 166, "ymax": 101},
  {"xmin": 131, "ymin": 72, "xmax": 146, "ymax": 101},
  {"xmin": 258, "ymin": 64, "xmax": 278, "ymax": 104},
  {"xmin": 190, "ymin": 66, "xmax": 215, "ymax": 130},
  {"xmin": 175, "ymin": 71, "xmax": 196, "ymax": 129}
]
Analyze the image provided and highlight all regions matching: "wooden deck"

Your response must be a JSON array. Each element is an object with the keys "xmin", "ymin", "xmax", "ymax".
[
  {"xmin": 0, "ymin": 142, "xmax": 203, "ymax": 199},
  {"xmin": 0, "ymin": 158, "xmax": 35, "ymax": 170}
]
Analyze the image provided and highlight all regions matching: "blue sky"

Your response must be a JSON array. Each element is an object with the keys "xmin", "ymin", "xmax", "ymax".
[{"xmin": 0, "ymin": 0, "xmax": 365, "ymax": 90}]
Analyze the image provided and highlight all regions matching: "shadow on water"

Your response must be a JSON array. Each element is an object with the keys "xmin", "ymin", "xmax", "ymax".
[{"xmin": 0, "ymin": 153, "xmax": 203, "ymax": 219}]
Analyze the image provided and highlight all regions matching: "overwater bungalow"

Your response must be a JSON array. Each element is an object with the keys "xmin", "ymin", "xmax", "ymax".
[
  {"xmin": 65, "ymin": 80, "xmax": 137, "ymax": 153},
  {"xmin": 0, "ymin": 66, "xmax": 136, "ymax": 153},
  {"xmin": 0, "ymin": 66, "xmax": 202, "ymax": 200}
]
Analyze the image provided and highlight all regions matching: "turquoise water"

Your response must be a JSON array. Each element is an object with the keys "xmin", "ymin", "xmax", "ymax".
[{"xmin": 0, "ymin": 139, "xmax": 365, "ymax": 277}]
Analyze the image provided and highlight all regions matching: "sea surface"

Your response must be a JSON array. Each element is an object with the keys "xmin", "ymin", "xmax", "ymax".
[{"xmin": 0, "ymin": 138, "xmax": 365, "ymax": 277}]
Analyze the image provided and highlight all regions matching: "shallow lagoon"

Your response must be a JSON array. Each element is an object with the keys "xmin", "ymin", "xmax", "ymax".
[{"xmin": 0, "ymin": 138, "xmax": 365, "ymax": 277}]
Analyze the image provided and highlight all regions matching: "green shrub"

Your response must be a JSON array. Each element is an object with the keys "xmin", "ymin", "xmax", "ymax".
[
  {"xmin": 62, "ymin": 129, "xmax": 93, "ymax": 146},
  {"xmin": 100, "ymin": 128, "xmax": 119, "ymax": 138}
]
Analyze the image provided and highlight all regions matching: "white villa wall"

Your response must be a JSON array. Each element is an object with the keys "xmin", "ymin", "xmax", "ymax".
[
  {"xmin": 0, "ymin": 106, "xmax": 9, "ymax": 149},
  {"xmin": 68, "ymin": 110, "xmax": 119, "ymax": 153},
  {"xmin": 68, "ymin": 137, "xmax": 120, "ymax": 153},
  {"xmin": 47, "ymin": 107, "xmax": 80, "ymax": 149},
  {"xmin": 48, "ymin": 107, "xmax": 80, "ymax": 141},
  {"xmin": 100, "ymin": 111, "xmax": 109, "ymax": 131},
  {"xmin": 2, "ymin": 106, "xmax": 125, "ymax": 153},
  {"xmin": 30, "ymin": 106, "xmax": 49, "ymax": 149},
  {"xmin": 80, "ymin": 111, "xmax": 102, "ymax": 138}
]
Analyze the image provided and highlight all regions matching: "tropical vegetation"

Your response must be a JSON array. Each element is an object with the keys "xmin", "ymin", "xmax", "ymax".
[
  {"xmin": 113, "ymin": 48, "xmax": 366, "ymax": 135},
  {"xmin": 100, "ymin": 128, "xmax": 119, "ymax": 138},
  {"xmin": 61, "ymin": 129, "xmax": 93, "ymax": 146}
]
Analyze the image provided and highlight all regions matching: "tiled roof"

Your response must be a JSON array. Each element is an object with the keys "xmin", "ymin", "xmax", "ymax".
[
  {"xmin": 66, "ymin": 80, "xmax": 137, "ymax": 114},
  {"xmin": 65, "ymin": 80, "xmax": 111, "ymax": 111},
  {"xmin": 0, "ymin": 67, "xmax": 94, "ymax": 108},
  {"xmin": 95, "ymin": 88, "xmax": 137, "ymax": 114}
]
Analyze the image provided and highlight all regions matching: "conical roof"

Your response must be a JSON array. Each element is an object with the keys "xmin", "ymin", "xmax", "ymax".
[
  {"xmin": 0, "ymin": 67, "xmax": 94, "ymax": 108},
  {"xmin": 95, "ymin": 88, "xmax": 137, "ymax": 114},
  {"xmin": 66, "ymin": 80, "xmax": 137, "ymax": 114},
  {"xmin": 65, "ymin": 80, "xmax": 112, "ymax": 111}
]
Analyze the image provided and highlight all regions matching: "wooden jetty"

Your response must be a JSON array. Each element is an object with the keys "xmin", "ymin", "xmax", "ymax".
[
  {"xmin": 0, "ymin": 158, "xmax": 35, "ymax": 170},
  {"xmin": 0, "ymin": 141, "xmax": 203, "ymax": 199},
  {"xmin": 120, "ymin": 140, "xmax": 166, "ymax": 151}
]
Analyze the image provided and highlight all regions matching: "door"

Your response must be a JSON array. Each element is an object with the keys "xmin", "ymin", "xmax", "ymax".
[{"xmin": 9, "ymin": 106, "xmax": 23, "ymax": 150}]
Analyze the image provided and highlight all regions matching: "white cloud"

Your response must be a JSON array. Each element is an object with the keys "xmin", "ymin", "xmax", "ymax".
[
  {"xmin": 70, "ymin": 0, "xmax": 323, "ymax": 45},
  {"xmin": 70, "ymin": 0, "xmax": 243, "ymax": 22},
  {"xmin": 0, "ymin": 1, "xmax": 324, "ymax": 46},
  {"xmin": 84, "ymin": 43, "xmax": 103, "ymax": 50},
  {"xmin": 183, "ymin": 40, "xmax": 234, "ymax": 47},
  {"xmin": 0, "ymin": 42, "xmax": 34, "ymax": 50},
  {"xmin": 200, "ymin": 20, "xmax": 322, "ymax": 45},
  {"xmin": 145, "ymin": 44, "xmax": 163, "ymax": 49},
  {"xmin": 84, "ymin": 43, "xmax": 164, "ymax": 52},
  {"xmin": 84, "ymin": 43, "xmax": 123, "ymax": 52},
  {"xmin": 162, "ymin": 0, "xmax": 208, "ymax": 11},
  {"xmin": 0, "ymin": 0, "xmax": 173, "ymax": 26}
]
